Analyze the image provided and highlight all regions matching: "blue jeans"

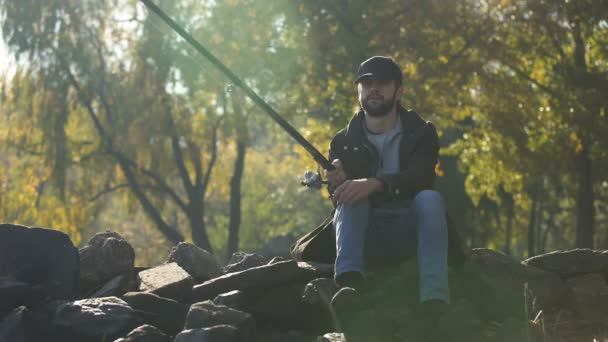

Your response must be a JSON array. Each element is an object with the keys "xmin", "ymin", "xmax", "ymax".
[{"xmin": 333, "ymin": 190, "xmax": 450, "ymax": 303}]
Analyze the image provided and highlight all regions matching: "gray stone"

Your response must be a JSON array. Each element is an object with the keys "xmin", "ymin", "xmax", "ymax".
[
  {"xmin": 565, "ymin": 273, "xmax": 608, "ymax": 322},
  {"xmin": 138, "ymin": 262, "xmax": 193, "ymax": 302},
  {"xmin": 174, "ymin": 325, "xmax": 238, "ymax": 342},
  {"xmin": 223, "ymin": 252, "xmax": 267, "ymax": 273},
  {"xmin": 301, "ymin": 278, "xmax": 339, "ymax": 305},
  {"xmin": 0, "ymin": 224, "xmax": 79, "ymax": 300},
  {"xmin": 79, "ymin": 231, "xmax": 135, "ymax": 289},
  {"xmin": 522, "ymin": 249, "xmax": 608, "ymax": 277},
  {"xmin": 168, "ymin": 242, "xmax": 222, "ymax": 281},
  {"xmin": 257, "ymin": 233, "xmax": 295, "ymax": 258},
  {"xmin": 213, "ymin": 290, "xmax": 248, "ymax": 311},
  {"xmin": 52, "ymin": 296, "xmax": 140, "ymax": 341},
  {"xmin": 468, "ymin": 248, "xmax": 569, "ymax": 310},
  {"xmin": 0, "ymin": 277, "xmax": 43, "ymax": 316},
  {"xmin": 121, "ymin": 291, "xmax": 189, "ymax": 336},
  {"xmin": 248, "ymin": 283, "xmax": 302, "ymax": 328},
  {"xmin": 113, "ymin": 324, "xmax": 170, "ymax": 342},
  {"xmin": 192, "ymin": 260, "xmax": 331, "ymax": 302},
  {"xmin": 185, "ymin": 301, "xmax": 255, "ymax": 341},
  {"xmin": 317, "ymin": 332, "xmax": 346, "ymax": 342},
  {"xmin": 0, "ymin": 306, "xmax": 29, "ymax": 342}
]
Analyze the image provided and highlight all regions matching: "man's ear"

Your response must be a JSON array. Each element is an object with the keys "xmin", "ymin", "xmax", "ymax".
[{"xmin": 395, "ymin": 83, "xmax": 405, "ymax": 101}]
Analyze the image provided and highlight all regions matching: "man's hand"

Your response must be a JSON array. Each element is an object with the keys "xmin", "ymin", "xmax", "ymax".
[
  {"xmin": 332, "ymin": 178, "xmax": 383, "ymax": 205},
  {"xmin": 325, "ymin": 159, "xmax": 347, "ymax": 188}
]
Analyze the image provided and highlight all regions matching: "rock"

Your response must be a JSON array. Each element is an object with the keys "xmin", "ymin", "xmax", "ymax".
[
  {"xmin": 0, "ymin": 306, "xmax": 29, "ymax": 342},
  {"xmin": 168, "ymin": 242, "xmax": 222, "ymax": 281},
  {"xmin": 317, "ymin": 332, "xmax": 346, "ymax": 342},
  {"xmin": 522, "ymin": 249, "xmax": 608, "ymax": 277},
  {"xmin": 52, "ymin": 296, "xmax": 140, "ymax": 341},
  {"xmin": 464, "ymin": 248, "xmax": 569, "ymax": 312},
  {"xmin": 301, "ymin": 278, "xmax": 339, "ymax": 305},
  {"xmin": 0, "ymin": 224, "xmax": 79, "ymax": 300},
  {"xmin": 121, "ymin": 291, "xmax": 189, "ymax": 336},
  {"xmin": 213, "ymin": 290, "xmax": 248, "ymax": 311},
  {"xmin": 79, "ymin": 231, "xmax": 135, "ymax": 291},
  {"xmin": 87, "ymin": 274, "xmax": 135, "ymax": 299},
  {"xmin": 192, "ymin": 260, "xmax": 331, "ymax": 302},
  {"xmin": 223, "ymin": 252, "xmax": 267, "ymax": 273},
  {"xmin": 248, "ymin": 283, "xmax": 303, "ymax": 328},
  {"xmin": 114, "ymin": 324, "xmax": 170, "ymax": 342},
  {"xmin": 184, "ymin": 301, "xmax": 255, "ymax": 341},
  {"xmin": 565, "ymin": 273, "xmax": 608, "ymax": 322},
  {"xmin": 0, "ymin": 277, "xmax": 44, "ymax": 316},
  {"xmin": 255, "ymin": 330, "xmax": 309, "ymax": 342},
  {"xmin": 138, "ymin": 262, "xmax": 193, "ymax": 302},
  {"xmin": 174, "ymin": 325, "xmax": 239, "ymax": 342}
]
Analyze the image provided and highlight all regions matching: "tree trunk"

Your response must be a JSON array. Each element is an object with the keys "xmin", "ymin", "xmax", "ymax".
[
  {"xmin": 528, "ymin": 185, "xmax": 539, "ymax": 258},
  {"xmin": 576, "ymin": 139, "xmax": 595, "ymax": 248},
  {"xmin": 226, "ymin": 141, "xmax": 247, "ymax": 260},
  {"xmin": 504, "ymin": 195, "xmax": 514, "ymax": 256},
  {"xmin": 189, "ymin": 201, "xmax": 212, "ymax": 252}
]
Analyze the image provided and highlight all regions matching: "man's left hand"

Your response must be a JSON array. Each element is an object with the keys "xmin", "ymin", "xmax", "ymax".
[{"xmin": 332, "ymin": 178, "xmax": 382, "ymax": 205}]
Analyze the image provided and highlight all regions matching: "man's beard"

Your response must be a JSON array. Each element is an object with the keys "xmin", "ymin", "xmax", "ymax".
[{"xmin": 361, "ymin": 94, "xmax": 396, "ymax": 117}]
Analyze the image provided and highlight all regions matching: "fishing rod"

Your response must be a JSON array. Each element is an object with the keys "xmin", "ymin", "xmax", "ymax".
[{"xmin": 140, "ymin": 0, "xmax": 334, "ymax": 188}]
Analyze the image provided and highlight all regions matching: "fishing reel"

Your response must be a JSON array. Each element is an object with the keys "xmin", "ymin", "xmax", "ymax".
[{"xmin": 301, "ymin": 169, "xmax": 328, "ymax": 189}]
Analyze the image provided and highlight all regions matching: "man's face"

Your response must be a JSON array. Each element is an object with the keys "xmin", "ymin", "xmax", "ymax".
[{"xmin": 357, "ymin": 77, "xmax": 402, "ymax": 117}]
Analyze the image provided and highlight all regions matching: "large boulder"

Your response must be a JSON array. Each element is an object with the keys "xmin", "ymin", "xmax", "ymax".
[
  {"xmin": 565, "ymin": 273, "xmax": 608, "ymax": 322},
  {"xmin": 79, "ymin": 231, "xmax": 135, "ymax": 292},
  {"xmin": 137, "ymin": 263, "xmax": 193, "ymax": 302},
  {"xmin": 51, "ymin": 296, "xmax": 140, "ymax": 341},
  {"xmin": 0, "ymin": 306, "xmax": 29, "ymax": 342},
  {"xmin": 121, "ymin": 291, "xmax": 189, "ymax": 336},
  {"xmin": 168, "ymin": 243, "xmax": 222, "ymax": 281},
  {"xmin": 0, "ymin": 224, "xmax": 79, "ymax": 302}
]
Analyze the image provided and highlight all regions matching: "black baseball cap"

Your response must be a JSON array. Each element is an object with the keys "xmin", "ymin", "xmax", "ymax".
[{"xmin": 355, "ymin": 56, "xmax": 403, "ymax": 84}]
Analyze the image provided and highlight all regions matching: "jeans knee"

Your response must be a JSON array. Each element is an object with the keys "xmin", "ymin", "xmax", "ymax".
[{"xmin": 414, "ymin": 190, "xmax": 445, "ymax": 214}]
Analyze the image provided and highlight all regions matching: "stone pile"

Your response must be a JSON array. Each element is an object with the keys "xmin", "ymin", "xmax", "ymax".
[{"xmin": 2, "ymin": 223, "xmax": 608, "ymax": 341}]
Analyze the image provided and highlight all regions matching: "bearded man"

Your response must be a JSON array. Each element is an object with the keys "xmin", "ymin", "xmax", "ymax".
[{"xmin": 326, "ymin": 56, "xmax": 450, "ymax": 311}]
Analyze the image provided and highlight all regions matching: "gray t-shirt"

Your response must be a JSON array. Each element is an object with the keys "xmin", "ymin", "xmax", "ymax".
[{"xmin": 364, "ymin": 117, "xmax": 403, "ymax": 177}]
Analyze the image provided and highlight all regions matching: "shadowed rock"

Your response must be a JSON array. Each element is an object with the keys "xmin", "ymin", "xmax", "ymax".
[
  {"xmin": 0, "ymin": 224, "xmax": 79, "ymax": 302},
  {"xmin": 0, "ymin": 306, "xmax": 29, "ymax": 342},
  {"xmin": 121, "ymin": 291, "xmax": 189, "ymax": 336},
  {"xmin": 174, "ymin": 325, "xmax": 238, "ymax": 342},
  {"xmin": 138, "ymin": 263, "xmax": 193, "ymax": 302},
  {"xmin": 52, "ymin": 296, "xmax": 140, "ymax": 341},
  {"xmin": 566, "ymin": 273, "xmax": 608, "ymax": 322},
  {"xmin": 192, "ymin": 260, "xmax": 332, "ymax": 302},
  {"xmin": 114, "ymin": 324, "xmax": 170, "ymax": 342},
  {"xmin": 213, "ymin": 290, "xmax": 248, "ymax": 311},
  {"xmin": 523, "ymin": 249, "xmax": 608, "ymax": 277},
  {"xmin": 185, "ymin": 301, "xmax": 255, "ymax": 341}
]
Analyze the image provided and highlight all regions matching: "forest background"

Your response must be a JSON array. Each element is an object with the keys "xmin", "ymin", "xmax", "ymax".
[{"xmin": 0, "ymin": 0, "xmax": 606, "ymax": 265}]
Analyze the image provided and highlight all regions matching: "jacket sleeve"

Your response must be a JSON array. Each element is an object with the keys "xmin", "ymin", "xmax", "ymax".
[{"xmin": 377, "ymin": 122, "xmax": 439, "ymax": 199}]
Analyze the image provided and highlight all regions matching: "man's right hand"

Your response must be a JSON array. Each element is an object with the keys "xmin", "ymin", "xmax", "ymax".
[{"xmin": 325, "ymin": 159, "xmax": 347, "ymax": 188}]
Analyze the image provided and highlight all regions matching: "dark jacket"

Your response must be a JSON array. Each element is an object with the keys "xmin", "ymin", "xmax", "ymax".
[{"xmin": 328, "ymin": 105, "xmax": 439, "ymax": 203}]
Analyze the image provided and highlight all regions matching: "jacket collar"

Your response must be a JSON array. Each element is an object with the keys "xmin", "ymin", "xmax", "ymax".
[{"xmin": 343, "ymin": 105, "xmax": 424, "ymax": 140}]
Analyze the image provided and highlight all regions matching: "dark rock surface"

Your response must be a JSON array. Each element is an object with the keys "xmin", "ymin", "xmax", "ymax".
[
  {"xmin": 523, "ymin": 249, "xmax": 608, "ymax": 276},
  {"xmin": 0, "ymin": 306, "xmax": 29, "ymax": 342},
  {"xmin": 184, "ymin": 301, "xmax": 255, "ymax": 341},
  {"xmin": 138, "ymin": 262, "xmax": 193, "ymax": 302},
  {"xmin": 168, "ymin": 242, "xmax": 222, "ymax": 281},
  {"xmin": 52, "ymin": 296, "xmax": 140, "ymax": 341},
  {"xmin": 174, "ymin": 325, "xmax": 239, "ymax": 342},
  {"xmin": 114, "ymin": 324, "xmax": 170, "ymax": 342},
  {"xmin": 121, "ymin": 291, "xmax": 189, "ymax": 336},
  {"xmin": 213, "ymin": 290, "xmax": 248, "ymax": 311},
  {"xmin": 223, "ymin": 252, "xmax": 267, "ymax": 273},
  {"xmin": 0, "ymin": 224, "xmax": 79, "ymax": 301}
]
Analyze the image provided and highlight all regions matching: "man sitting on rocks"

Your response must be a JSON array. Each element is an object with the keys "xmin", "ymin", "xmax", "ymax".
[{"xmin": 325, "ymin": 56, "xmax": 450, "ymax": 328}]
